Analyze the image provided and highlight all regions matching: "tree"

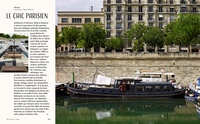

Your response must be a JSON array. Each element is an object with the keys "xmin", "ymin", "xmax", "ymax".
[
  {"xmin": 55, "ymin": 27, "xmax": 63, "ymax": 49},
  {"xmin": 11, "ymin": 34, "xmax": 28, "ymax": 39},
  {"xmin": 105, "ymin": 37, "xmax": 124, "ymax": 52},
  {"xmin": 79, "ymin": 23, "xmax": 106, "ymax": 52},
  {"xmin": 127, "ymin": 22, "xmax": 146, "ymax": 52},
  {"xmin": 61, "ymin": 26, "xmax": 80, "ymax": 47},
  {"xmin": 132, "ymin": 40, "xmax": 144, "ymax": 52},
  {"xmin": 0, "ymin": 33, "xmax": 11, "ymax": 38},
  {"xmin": 141, "ymin": 27, "xmax": 164, "ymax": 52},
  {"xmin": 4, "ymin": 34, "xmax": 10, "ymax": 38},
  {"xmin": 165, "ymin": 14, "xmax": 200, "ymax": 52}
]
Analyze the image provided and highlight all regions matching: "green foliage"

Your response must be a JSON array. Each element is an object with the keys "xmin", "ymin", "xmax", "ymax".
[
  {"xmin": 0, "ymin": 33, "xmax": 11, "ymax": 38},
  {"xmin": 55, "ymin": 28, "xmax": 63, "ymax": 48},
  {"xmin": 133, "ymin": 40, "xmax": 144, "ymax": 52},
  {"xmin": 11, "ymin": 34, "xmax": 28, "ymax": 38},
  {"xmin": 61, "ymin": 26, "xmax": 81, "ymax": 46},
  {"xmin": 79, "ymin": 23, "xmax": 106, "ymax": 52},
  {"xmin": 141, "ymin": 27, "xmax": 164, "ymax": 51},
  {"xmin": 165, "ymin": 14, "xmax": 200, "ymax": 50},
  {"xmin": 127, "ymin": 22, "xmax": 146, "ymax": 41},
  {"xmin": 105, "ymin": 37, "xmax": 124, "ymax": 51},
  {"xmin": 127, "ymin": 22, "xmax": 146, "ymax": 52}
]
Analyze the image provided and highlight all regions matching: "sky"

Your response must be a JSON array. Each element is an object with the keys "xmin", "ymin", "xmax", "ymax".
[{"xmin": 56, "ymin": 0, "xmax": 103, "ymax": 11}]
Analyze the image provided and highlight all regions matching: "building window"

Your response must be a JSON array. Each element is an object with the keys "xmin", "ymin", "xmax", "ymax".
[
  {"xmin": 139, "ymin": 6, "xmax": 143, "ymax": 12},
  {"xmin": 107, "ymin": 0, "xmax": 111, "ymax": 4},
  {"xmin": 116, "ymin": 31, "xmax": 122, "ymax": 37},
  {"xmin": 158, "ymin": 15, "xmax": 163, "ymax": 21},
  {"xmin": 170, "ymin": 7, "xmax": 174, "ymax": 12},
  {"xmin": 85, "ymin": 18, "xmax": 91, "ymax": 23},
  {"xmin": 127, "ymin": 14, "xmax": 132, "ymax": 20},
  {"xmin": 138, "ymin": 15, "xmax": 143, "ymax": 21},
  {"xmin": 170, "ymin": 15, "xmax": 175, "ymax": 21},
  {"xmin": 128, "ymin": 6, "xmax": 132, "ymax": 12},
  {"xmin": 159, "ymin": 23, "xmax": 163, "ymax": 29},
  {"xmin": 128, "ymin": 0, "xmax": 132, "ymax": 4},
  {"xmin": 180, "ymin": 0, "xmax": 186, "ymax": 4},
  {"xmin": 107, "ymin": 31, "xmax": 111, "ymax": 38},
  {"xmin": 158, "ymin": 6, "xmax": 162, "ymax": 12},
  {"xmin": 106, "ymin": 23, "xmax": 111, "ymax": 29},
  {"xmin": 158, "ymin": 0, "xmax": 162, "ymax": 4},
  {"xmin": 61, "ymin": 27, "xmax": 65, "ymax": 31},
  {"xmin": 127, "ymin": 22, "xmax": 132, "ymax": 29},
  {"xmin": 94, "ymin": 18, "xmax": 101, "ymax": 23},
  {"xmin": 170, "ymin": 0, "xmax": 174, "ymax": 4},
  {"xmin": 116, "ymin": 23, "xmax": 122, "ymax": 29},
  {"xmin": 116, "ymin": 0, "xmax": 122, "ymax": 3},
  {"xmin": 107, "ymin": 14, "xmax": 111, "ymax": 20},
  {"xmin": 148, "ymin": 14, "xmax": 153, "ymax": 20},
  {"xmin": 148, "ymin": 6, "xmax": 153, "ymax": 12},
  {"xmin": 72, "ymin": 18, "xmax": 82, "ymax": 23},
  {"xmin": 61, "ymin": 18, "xmax": 68, "ymax": 23},
  {"xmin": 180, "ymin": 7, "xmax": 187, "ymax": 12},
  {"xmin": 116, "ymin": 6, "xmax": 122, "ymax": 12},
  {"xmin": 191, "ymin": 0, "xmax": 197, "ymax": 4},
  {"xmin": 192, "ymin": 7, "xmax": 197, "ymax": 12},
  {"xmin": 116, "ymin": 14, "xmax": 122, "ymax": 20},
  {"xmin": 148, "ymin": 0, "xmax": 153, "ymax": 3},
  {"xmin": 107, "ymin": 6, "xmax": 111, "ymax": 12},
  {"xmin": 148, "ymin": 23, "xmax": 154, "ymax": 27}
]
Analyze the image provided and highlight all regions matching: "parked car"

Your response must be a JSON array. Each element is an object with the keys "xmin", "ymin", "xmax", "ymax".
[{"xmin": 64, "ymin": 48, "xmax": 84, "ymax": 53}]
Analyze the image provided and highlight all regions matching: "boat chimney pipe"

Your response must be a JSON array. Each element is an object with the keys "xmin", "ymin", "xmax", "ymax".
[{"xmin": 72, "ymin": 72, "xmax": 75, "ymax": 87}]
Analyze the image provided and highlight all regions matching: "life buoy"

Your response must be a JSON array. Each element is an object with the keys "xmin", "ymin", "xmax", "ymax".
[{"xmin": 119, "ymin": 86, "xmax": 122, "ymax": 92}]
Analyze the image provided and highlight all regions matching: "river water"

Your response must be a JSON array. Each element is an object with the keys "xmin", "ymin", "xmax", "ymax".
[{"xmin": 56, "ymin": 96, "xmax": 200, "ymax": 124}]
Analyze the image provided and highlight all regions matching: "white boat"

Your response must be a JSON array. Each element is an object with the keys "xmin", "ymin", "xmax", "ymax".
[
  {"xmin": 188, "ymin": 78, "xmax": 200, "ymax": 94},
  {"xmin": 134, "ymin": 71, "xmax": 176, "ymax": 83}
]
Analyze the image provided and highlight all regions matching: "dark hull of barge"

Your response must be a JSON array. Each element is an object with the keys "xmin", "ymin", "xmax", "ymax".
[{"xmin": 67, "ymin": 86, "xmax": 185, "ymax": 99}]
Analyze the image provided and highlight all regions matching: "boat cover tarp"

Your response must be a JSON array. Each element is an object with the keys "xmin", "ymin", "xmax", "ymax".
[{"xmin": 95, "ymin": 75, "xmax": 112, "ymax": 85}]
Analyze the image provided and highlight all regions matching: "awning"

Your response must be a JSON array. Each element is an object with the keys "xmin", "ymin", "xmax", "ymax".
[{"xmin": 159, "ymin": 15, "xmax": 163, "ymax": 18}]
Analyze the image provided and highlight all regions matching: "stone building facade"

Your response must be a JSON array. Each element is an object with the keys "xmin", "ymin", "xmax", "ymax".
[
  {"xmin": 57, "ymin": 11, "xmax": 104, "ymax": 52},
  {"xmin": 104, "ymin": 0, "xmax": 200, "ymax": 37}
]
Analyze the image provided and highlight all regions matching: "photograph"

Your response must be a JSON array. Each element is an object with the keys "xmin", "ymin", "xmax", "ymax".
[
  {"xmin": 0, "ymin": 33, "xmax": 28, "ymax": 72},
  {"xmin": 55, "ymin": 0, "xmax": 200, "ymax": 124}
]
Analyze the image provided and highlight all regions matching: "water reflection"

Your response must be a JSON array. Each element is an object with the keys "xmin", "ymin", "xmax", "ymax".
[{"xmin": 56, "ymin": 97, "xmax": 200, "ymax": 124}]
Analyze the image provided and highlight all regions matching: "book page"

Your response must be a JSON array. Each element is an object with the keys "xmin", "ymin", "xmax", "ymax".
[{"xmin": 0, "ymin": 0, "xmax": 55, "ymax": 124}]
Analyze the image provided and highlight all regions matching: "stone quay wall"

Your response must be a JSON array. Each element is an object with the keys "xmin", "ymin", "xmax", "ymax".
[{"xmin": 56, "ymin": 52, "xmax": 200, "ymax": 85}]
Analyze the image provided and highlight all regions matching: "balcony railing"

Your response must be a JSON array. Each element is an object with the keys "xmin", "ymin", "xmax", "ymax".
[
  {"xmin": 116, "ymin": 27, "xmax": 122, "ymax": 29},
  {"xmin": 148, "ymin": 18, "xmax": 154, "ymax": 21},
  {"xmin": 180, "ymin": 1, "xmax": 186, "ymax": 4},
  {"xmin": 190, "ymin": 1, "xmax": 197, "ymax": 4},
  {"xmin": 147, "ymin": 9, "xmax": 154, "ymax": 12},
  {"xmin": 116, "ymin": 18, "xmax": 122, "ymax": 20},
  {"xmin": 180, "ymin": 10, "xmax": 188, "ymax": 12},
  {"xmin": 106, "ymin": 26, "xmax": 111, "ymax": 29},
  {"xmin": 132, "ymin": 9, "xmax": 145, "ymax": 13},
  {"xmin": 116, "ymin": 10, "xmax": 123, "ymax": 13},
  {"xmin": 190, "ymin": 10, "xmax": 199, "ymax": 13},
  {"xmin": 133, "ymin": 1, "xmax": 145, "ymax": 4}
]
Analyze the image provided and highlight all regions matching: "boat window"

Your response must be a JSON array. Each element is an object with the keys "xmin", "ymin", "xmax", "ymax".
[
  {"xmin": 145, "ymin": 86, "xmax": 153, "ymax": 91},
  {"xmin": 164, "ymin": 86, "xmax": 171, "ymax": 91},
  {"xmin": 137, "ymin": 86, "xmax": 145, "ymax": 91},
  {"xmin": 155, "ymin": 86, "xmax": 161, "ymax": 92}
]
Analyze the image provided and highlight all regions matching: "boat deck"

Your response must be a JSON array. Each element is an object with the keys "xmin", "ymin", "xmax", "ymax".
[{"xmin": 0, "ymin": 40, "xmax": 28, "ymax": 72}]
